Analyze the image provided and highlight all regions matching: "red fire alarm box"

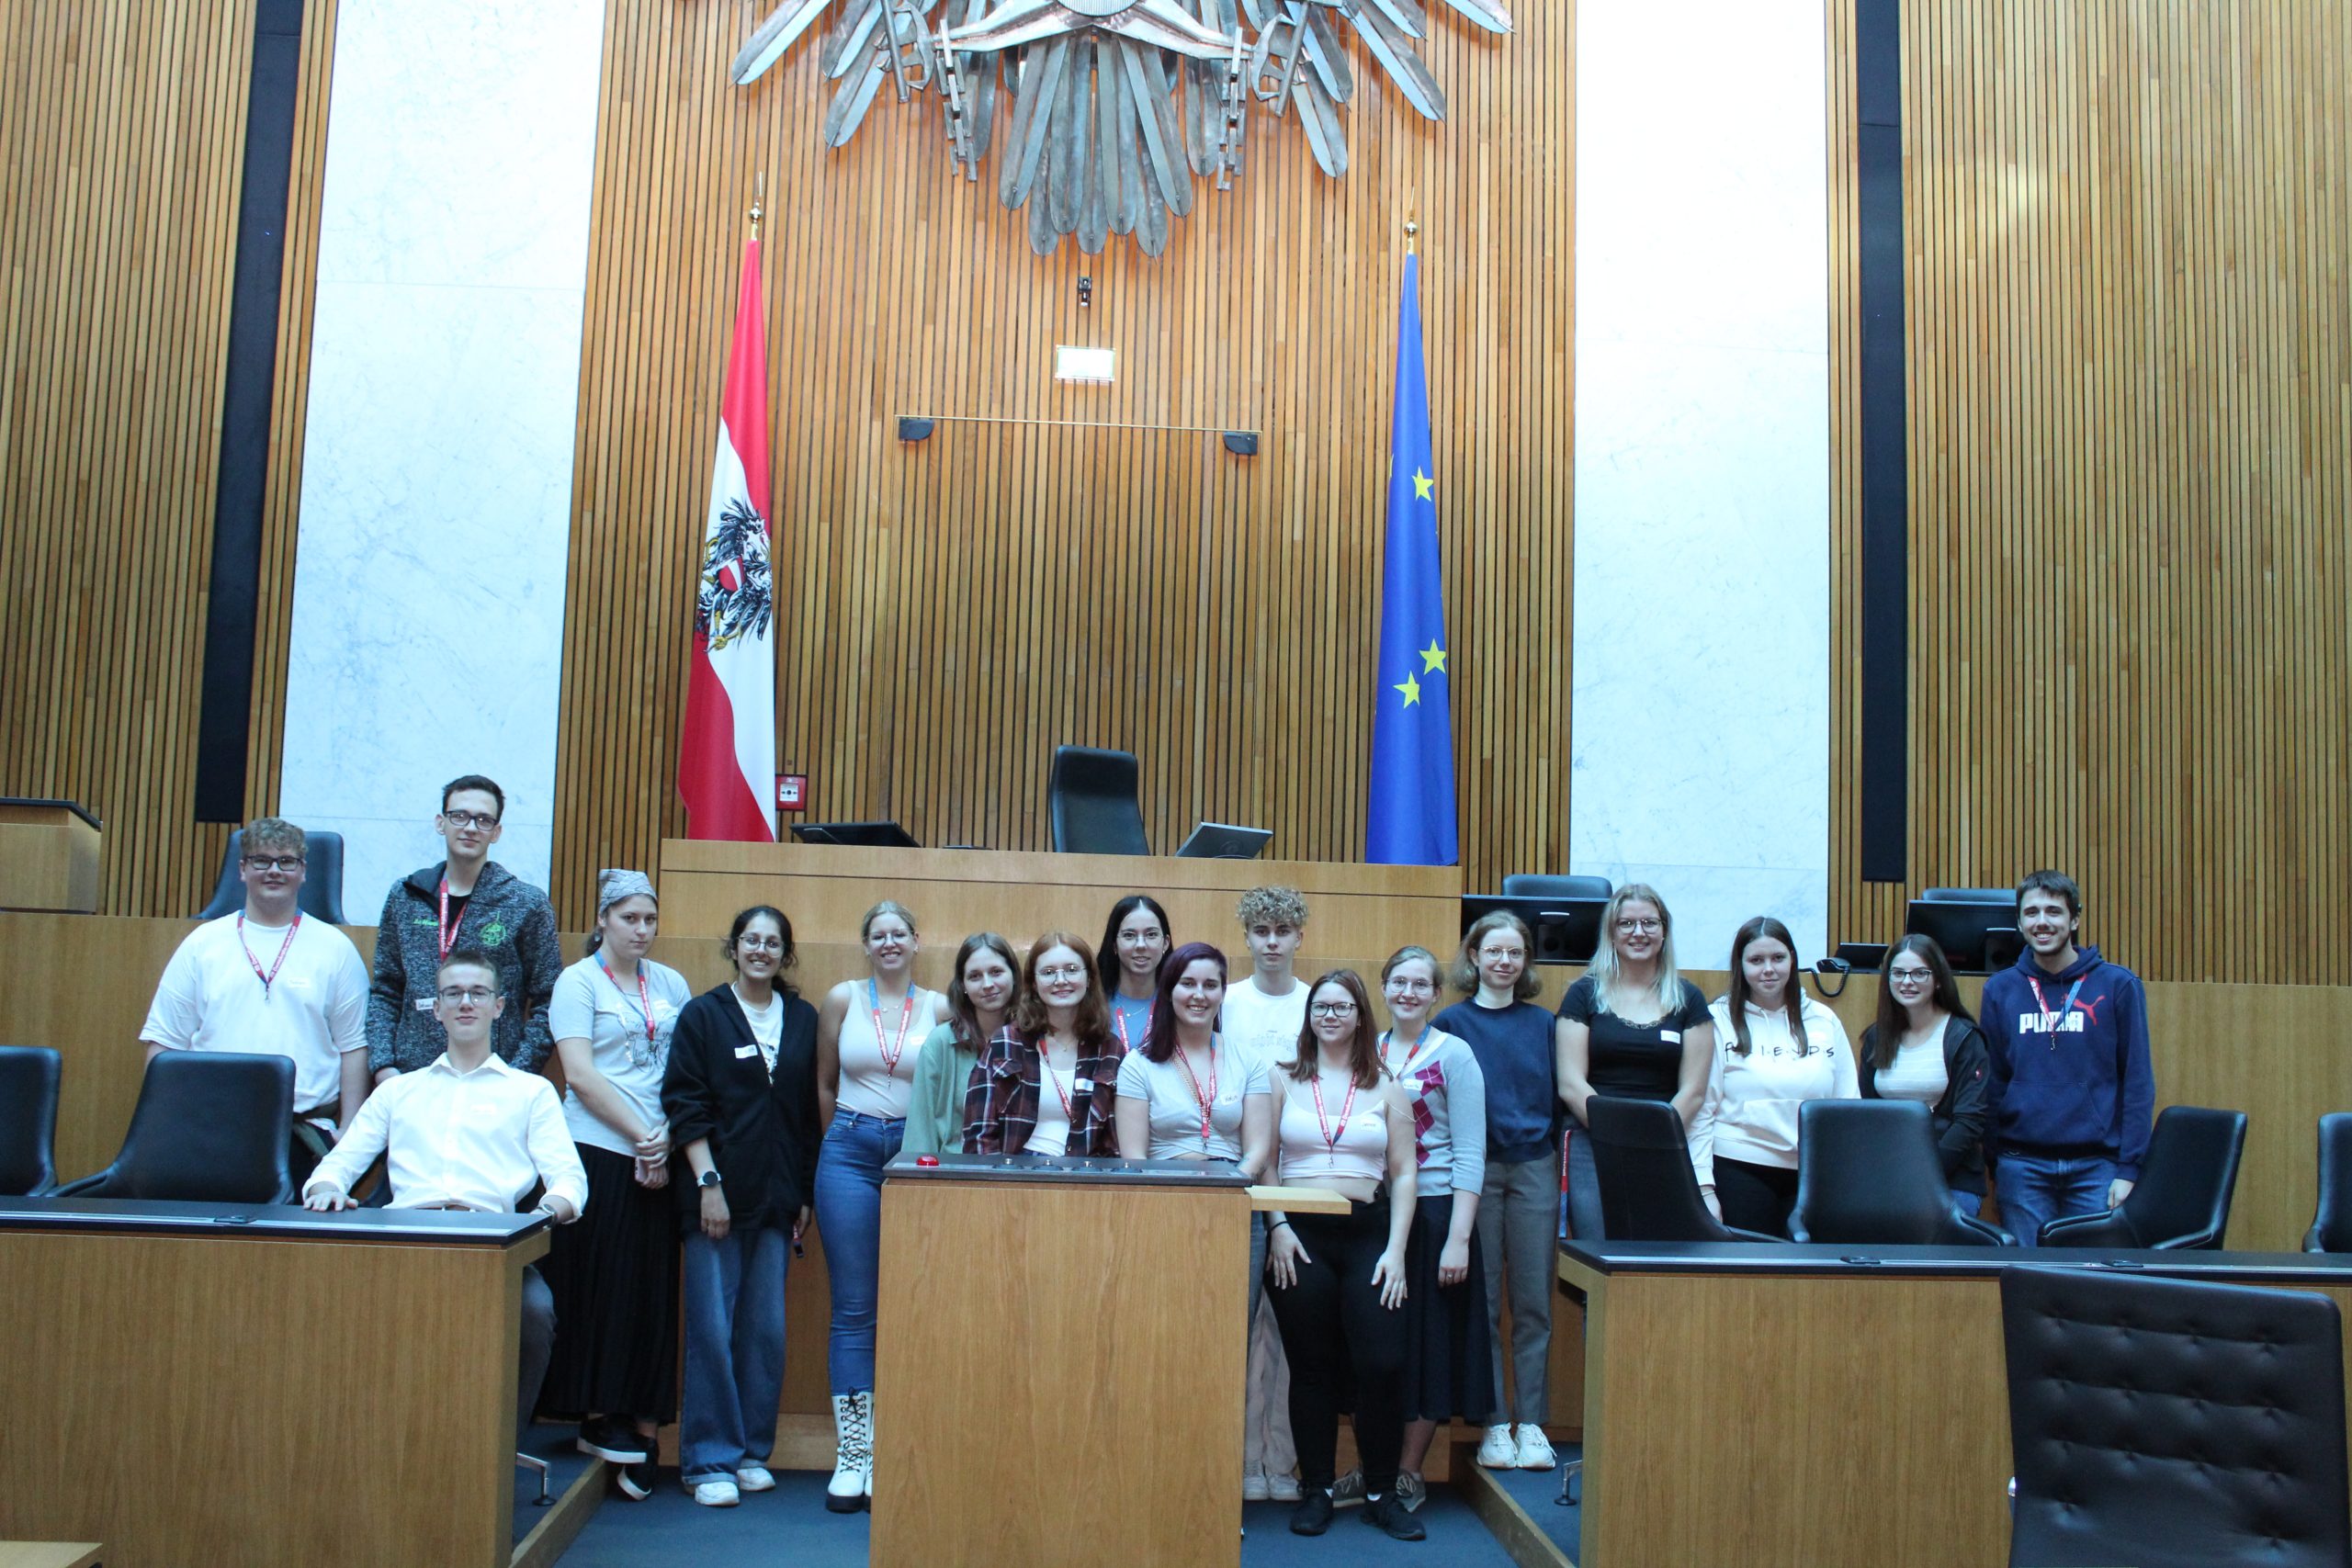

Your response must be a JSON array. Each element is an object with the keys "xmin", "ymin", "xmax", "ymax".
[{"xmin": 776, "ymin": 774, "xmax": 807, "ymax": 811}]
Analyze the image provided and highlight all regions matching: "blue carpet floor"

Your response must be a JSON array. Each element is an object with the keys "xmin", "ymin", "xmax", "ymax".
[
  {"xmin": 1486, "ymin": 1443, "xmax": 1581, "ymax": 1562},
  {"xmin": 515, "ymin": 1422, "xmax": 594, "ymax": 1546},
  {"xmin": 556, "ymin": 1469, "xmax": 1525, "ymax": 1566}
]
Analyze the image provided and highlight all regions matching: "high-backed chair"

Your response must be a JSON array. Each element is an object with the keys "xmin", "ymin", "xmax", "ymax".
[
  {"xmin": 1792, "ymin": 1099, "xmax": 2012, "ymax": 1246},
  {"xmin": 53, "ymin": 1051, "xmax": 296, "ymax": 1204},
  {"xmin": 2039, "ymin": 1105, "xmax": 2246, "ymax": 1250},
  {"xmin": 194, "ymin": 827, "xmax": 348, "ymax": 924},
  {"xmin": 0, "ymin": 1045, "xmax": 62, "ymax": 1196},
  {"xmin": 1499, "ymin": 874, "xmax": 1613, "ymax": 901},
  {"xmin": 2306, "ymin": 1113, "xmax": 2352, "ymax": 1253},
  {"xmin": 1047, "ymin": 746, "xmax": 1149, "ymax": 856},
  {"xmin": 1999, "ymin": 1265, "xmax": 2351, "ymax": 1568},
  {"xmin": 1585, "ymin": 1095, "xmax": 1777, "ymax": 1243}
]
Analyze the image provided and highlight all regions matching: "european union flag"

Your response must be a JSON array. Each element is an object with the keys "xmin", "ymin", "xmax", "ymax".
[{"xmin": 1366, "ymin": 254, "xmax": 1458, "ymax": 866}]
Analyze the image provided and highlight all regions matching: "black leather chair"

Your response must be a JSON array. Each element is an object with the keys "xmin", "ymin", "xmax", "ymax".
[
  {"xmin": 2306, "ymin": 1113, "xmax": 2352, "ymax": 1252},
  {"xmin": 1792, "ymin": 1099, "xmax": 2013, "ymax": 1245},
  {"xmin": 2039, "ymin": 1104, "xmax": 2246, "ymax": 1250},
  {"xmin": 0, "ymin": 1045, "xmax": 62, "ymax": 1196},
  {"xmin": 1584, "ymin": 1095, "xmax": 1777, "ymax": 1243},
  {"xmin": 194, "ymin": 828, "xmax": 348, "ymax": 924},
  {"xmin": 1047, "ymin": 746, "xmax": 1149, "ymax": 856},
  {"xmin": 54, "ymin": 1052, "xmax": 297, "ymax": 1203},
  {"xmin": 1999, "ymin": 1264, "xmax": 2351, "ymax": 1568},
  {"xmin": 1499, "ymin": 874, "xmax": 1613, "ymax": 900}
]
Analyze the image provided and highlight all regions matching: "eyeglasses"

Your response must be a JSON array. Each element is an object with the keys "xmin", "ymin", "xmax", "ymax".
[
  {"xmin": 1036, "ymin": 964, "xmax": 1089, "ymax": 982},
  {"xmin": 1117, "ymin": 929, "xmax": 1164, "ymax": 946},
  {"xmin": 241, "ymin": 855, "xmax": 305, "ymax": 873},
  {"xmin": 1614, "ymin": 918, "xmax": 1663, "ymax": 935},
  {"xmin": 436, "ymin": 987, "xmax": 495, "ymax": 1004},
  {"xmin": 736, "ymin": 936, "xmax": 786, "ymax": 953},
  {"xmin": 441, "ymin": 811, "xmax": 500, "ymax": 831},
  {"xmin": 1888, "ymin": 967, "xmax": 1935, "ymax": 983},
  {"xmin": 1310, "ymin": 1001, "xmax": 1358, "ymax": 1019}
]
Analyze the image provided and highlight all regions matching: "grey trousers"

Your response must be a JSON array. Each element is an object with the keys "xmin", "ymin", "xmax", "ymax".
[
  {"xmin": 519, "ymin": 1264, "xmax": 556, "ymax": 1441},
  {"xmin": 1478, "ymin": 1152, "xmax": 1560, "ymax": 1427}
]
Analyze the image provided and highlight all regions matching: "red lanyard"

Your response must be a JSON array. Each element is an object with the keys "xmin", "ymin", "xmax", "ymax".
[
  {"xmin": 1039, "ymin": 1042, "xmax": 1078, "ymax": 1122},
  {"xmin": 1379, "ymin": 1029, "xmax": 1428, "ymax": 1078},
  {"xmin": 1113, "ymin": 1000, "xmax": 1144, "ymax": 1054},
  {"xmin": 1309, "ymin": 1069, "xmax": 1359, "ymax": 1154},
  {"xmin": 600, "ymin": 960, "xmax": 658, "ymax": 1050},
  {"xmin": 238, "ymin": 914, "xmax": 301, "ymax": 999},
  {"xmin": 1174, "ymin": 1041, "xmax": 1221, "ymax": 1146},
  {"xmin": 868, "ymin": 979, "xmax": 916, "ymax": 1074},
  {"xmin": 435, "ymin": 877, "xmax": 467, "ymax": 961},
  {"xmin": 2028, "ymin": 976, "xmax": 2087, "ymax": 1045}
]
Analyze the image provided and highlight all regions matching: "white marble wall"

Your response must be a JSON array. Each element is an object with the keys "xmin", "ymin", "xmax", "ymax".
[
  {"xmin": 278, "ymin": 0, "xmax": 605, "ymax": 916},
  {"xmin": 1570, "ymin": 0, "xmax": 1833, "ymax": 969}
]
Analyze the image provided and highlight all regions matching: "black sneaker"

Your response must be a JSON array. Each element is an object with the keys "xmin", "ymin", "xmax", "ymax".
[
  {"xmin": 577, "ymin": 1416, "xmax": 650, "ymax": 1464},
  {"xmin": 1290, "ymin": 1487, "xmax": 1336, "ymax": 1536},
  {"xmin": 1363, "ymin": 1494, "xmax": 1427, "ymax": 1541},
  {"xmin": 616, "ymin": 1459, "xmax": 656, "ymax": 1501}
]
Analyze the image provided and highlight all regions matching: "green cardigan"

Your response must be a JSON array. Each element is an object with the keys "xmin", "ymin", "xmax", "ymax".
[{"xmin": 901, "ymin": 1022, "xmax": 981, "ymax": 1156}]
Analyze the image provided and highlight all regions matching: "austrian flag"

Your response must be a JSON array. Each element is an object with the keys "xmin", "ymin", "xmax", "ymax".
[{"xmin": 678, "ymin": 237, "xmax": 778, "ymax": 841}]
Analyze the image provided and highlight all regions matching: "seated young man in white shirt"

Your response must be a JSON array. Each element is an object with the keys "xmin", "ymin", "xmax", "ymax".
[
  {"xmin": 139, "ymin": 817, "xmax": 372, "ymax": 1181},
  {"xmin": 304, "ymin": 950, "xmax": 588, "ymax": 1441}
]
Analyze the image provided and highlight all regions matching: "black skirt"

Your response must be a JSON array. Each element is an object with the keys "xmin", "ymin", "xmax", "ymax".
[
  {"xmin": 537, "ymin": 1144, "xmax": 681, "ymax": 1422},
  {"xmin": 1401, "ymin": 1190, "xmax": 1495, "ymax": 1423}
]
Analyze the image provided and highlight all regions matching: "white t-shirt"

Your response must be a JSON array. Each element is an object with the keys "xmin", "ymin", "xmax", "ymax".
[
  {"xmin": 836, "ymin": 983, "xmax": 939, "ymax": 1119},
  {"xmin": 548, "ymin": 955, "xmax": 692, "ymax": 1156},
  {"xmin": 1219, "ymin": 976, "xmax": 1310, "ymax": 1067},
  {"xmin": 1115, "ymin": 1035, "xmax": 1271, "ymax": 1161},
  {"xmin": 1875, "ymin": 1034, "xmax": 1950, "ymax": 1106},
  {"xmin": 739, "ymin": 989, "xmax": 784, "ymax": 1070},
  {"xmin": 140, "ymin": 913, "xmax": 369, "ymax": 1115},
  {"xmin": 1025, "ymin": 1052, "xmax": 1076, "ymax": 1156}
]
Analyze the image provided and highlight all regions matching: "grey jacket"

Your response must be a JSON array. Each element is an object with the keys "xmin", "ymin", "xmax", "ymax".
[{"xmin": 365, "ymin": 861, "xmax": 563, "ymax": 1075}]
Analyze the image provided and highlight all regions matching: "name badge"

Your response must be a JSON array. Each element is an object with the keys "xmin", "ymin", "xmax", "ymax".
[
  {"xmin": 415, "ymin": 997, "xmax": 435, "ymax": 1012},
  {"xmin": 1659, "ymin": 1029, "xmax": 1681, "ymax": 1043},
  {"xmin": 734, "ymin": 1044, "xmax": 759, "ymax": 1059},
  {"xmin": 1075, "ymin": 1077, "xmax": 1094, "ymax": 1093}
]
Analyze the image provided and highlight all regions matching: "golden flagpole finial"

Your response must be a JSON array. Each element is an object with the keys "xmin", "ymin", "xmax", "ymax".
[
  {"xmin": 751, "ymin": 172, "xmax": 766, "ymax": 242},
  {"xmin": 1405, "ymin": 217, "xmax": 1418, "ymax": 255}
]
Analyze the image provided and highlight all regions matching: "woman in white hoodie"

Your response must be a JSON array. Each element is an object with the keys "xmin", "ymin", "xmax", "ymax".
[{"xmin": 1690, "ymin": 917, "xmax": 1857, "ymax": 1236}]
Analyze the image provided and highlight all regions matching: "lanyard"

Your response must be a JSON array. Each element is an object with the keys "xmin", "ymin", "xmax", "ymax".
[
  {"xmin": 1113, "ymin": 998, "xmax": 1147, "ymax": 1054},
  {"xmin": 868, "ymin": 979, "xmax": 916, "ymax": 1074},
  {"xmin": 2028, "ymin": 976, "xmax": 2087, "ymax": 1044},
  {"xmin": 1039, "ymin": 1041, "xmax": 1078, "ymax": 1123},
  {"xmin": 1174, "ymin": 1040, "xmax": 1221, "ymax": 1146},
  {"xmin": 600, "ymin": 960, "xmax": 660, "ymax": 1055},
  {"xmin": 435, "ymin": 877, "xmax": 468, "ymax": 961},
  {"xmin": 238, "ymin": 914, "xmax": 301, "ymax": 1000},
  {"xmin": 1378, "ymin": 1028, "xmax": 1429, "ymax": 1079},
  {"xmin": 1309, "ymin": 1068, "xmax": 1359, "ymax": 1155}
]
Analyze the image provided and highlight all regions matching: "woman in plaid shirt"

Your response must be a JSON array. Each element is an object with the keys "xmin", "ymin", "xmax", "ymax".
[{"xmin": 964, "ymin": 931, "xmax": 1125, "ymax": 1156}]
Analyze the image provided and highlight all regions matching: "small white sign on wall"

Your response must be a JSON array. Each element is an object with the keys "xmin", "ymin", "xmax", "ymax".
[{"xmin": 1054, "ymin": 345, "xmax": 1115, "ymax": 383}]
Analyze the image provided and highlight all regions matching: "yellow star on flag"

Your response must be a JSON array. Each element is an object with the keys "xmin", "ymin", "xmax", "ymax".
[
  {"xmin": 1394, "ymin": 672, "xmax": 1422, "ymax": 707},
  {"xmin": 1412, "ymin": 468, "xmax": 1435, "ymax": 501},
  {"xmin": 1419, "ymin": 641, "xmax": 1447, "ymax": 675}
]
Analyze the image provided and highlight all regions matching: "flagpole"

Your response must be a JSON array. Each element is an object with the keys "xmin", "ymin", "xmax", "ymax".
[
  {"xmin": 750, "ymin": 172, "xmax": 764, "ymax": 243},
  {"xmin": 1405, "ymin": 216, "xmax": 1417, "ymax": 256}
]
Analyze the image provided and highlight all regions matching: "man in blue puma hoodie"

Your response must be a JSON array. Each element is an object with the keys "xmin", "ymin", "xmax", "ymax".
[{"xmin": 1982, "ymin": 869, "xmax": 2155, "ymax": 1246}]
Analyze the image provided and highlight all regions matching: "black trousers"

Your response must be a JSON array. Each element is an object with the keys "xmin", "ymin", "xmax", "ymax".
[
  {"xmin": 1714, "ymin": 1156, "xmax": 1800, "ymax": 1237},
  {"xmin": 1267, "ymin": 1195, "xmax": 1408, "ymax": 1493}
]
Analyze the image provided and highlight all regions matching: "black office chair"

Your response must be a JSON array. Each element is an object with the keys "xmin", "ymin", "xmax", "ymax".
[
  {"xmin": 53, "ymin": 1051, "xmax": 297, "ymax": 1203},
  {"xmin": 1999, "ymin": 1265, "xmax": 2351, "ymax": 1568},
  {"xmin": 1499, "ymin": 874, "xmax": 1613, "ymax": 901},
  {"xmin": 2038, "ymin": 1105, "xmax": 2246, "ymax": 1250},
  {"xmin": 194, "ymin": 828, "xmax": 348, "ymax": 924},
  {"xmin": 1792, "ymin": 1100, "xmax": 2012, "ymax": 1245},
  {"xmin": 1047, "ymin": 746, "xmax": 1150, "ymax": 856},
  {"xmin": 2306, "ymin": 1113, "xmax": 2352, "ymax": 1253},
  {"xmin": 0, "ymin": 1045, "xmax": 62, "ymax": 1196},
  {"xmin": 1584, "ymin": 1096, "xmax": 1778, "ymax": 1243}
]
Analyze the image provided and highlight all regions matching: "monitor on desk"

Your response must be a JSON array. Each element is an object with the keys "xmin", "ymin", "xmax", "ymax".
[
  {"xmin": 791, "ymin": 820, "xmax": 921, "ymax": 848},
  {"xmin": 1173, "ymin": 821, "xmax": 1272, "ymax": 860},
  {"xmin": 1461, "ymin": 894, "xmax": 1606, "ymax": 965},
  {"xmin": 1905, "ymin": 898, "xmax": 2022, "ymax": 974}
]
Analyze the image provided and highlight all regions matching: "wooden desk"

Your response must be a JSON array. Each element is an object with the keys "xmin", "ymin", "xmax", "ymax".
[
  {"xmin": 873, "ymin": 1158, "xmax": 1251, "ymax": 1567},
  {"xmin": 0, "ymin": 800, "xmax": 101, "ymax": 913},
  {"xmin": 0, "ymin": 1199, "xmax": 550, "ymax": 1568},
  {"xmin": 1558, "ymin": 1240, "xmax": 2352, "ymax": 1568}
]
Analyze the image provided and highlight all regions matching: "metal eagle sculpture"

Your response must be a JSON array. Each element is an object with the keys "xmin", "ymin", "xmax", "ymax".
[{"xmin": 729, "ymin": 0, "xmax": 1511, "ymax": 255}]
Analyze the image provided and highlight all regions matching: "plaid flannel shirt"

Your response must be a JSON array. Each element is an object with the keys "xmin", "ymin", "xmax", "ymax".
[{"xmin": 963, "ymin": 1026, "xmax": 1124, "ymax": 1156}]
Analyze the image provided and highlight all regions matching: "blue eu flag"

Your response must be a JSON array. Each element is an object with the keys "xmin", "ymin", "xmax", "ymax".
[{"xmin": 1366, "ymin": 254, "xmax": 1458, "ymax": 866}]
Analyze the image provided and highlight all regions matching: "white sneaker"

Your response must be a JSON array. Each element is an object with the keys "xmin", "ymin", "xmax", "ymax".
[
  {"xmin": 1267, "ymin": 1472, "xmax": 1302, "ymax": 1503},
  {"xmin": 735, "ymin": 1465, "xmax": 775, "ymax": 1492},
  {"xmin": 1243, "ymin": 1466, "xmax": 1271, "ymax": 1502},
  {"xmin": 1515, "ymin": 1424, "xmax": 1558, "ymax": 1471},
  {"xmin": 1476, "ymin": 1424, "xmax": 1518, "ymax": 1468},
  {"xmin": 692, "ymin": 1480, "xmax": 741, "ymax": 1507}
]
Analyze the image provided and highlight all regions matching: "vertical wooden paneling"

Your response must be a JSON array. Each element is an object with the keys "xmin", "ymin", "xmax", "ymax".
[
  {"xmin": 0, "ymin": 0, "xmax": 339, "ymax": 915},
  {"xmin": 552, "ymin": 0, "xmax": 1576, "ymax": 924},
  {"xmin": 1827, "ymin": 0, "xmax": 2352, "ymax": 984}
]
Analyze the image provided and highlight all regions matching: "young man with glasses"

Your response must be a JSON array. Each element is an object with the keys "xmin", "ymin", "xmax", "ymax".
[
  {"xmin": 139, "ymin": 817, "xmax": 371, "ymax": 1182},
  {"xmin": 306, "ymin": 951, "xmax": 586, "ymax": 1441},
  {"xmin": 367, "ymin": 775, "xmax": 564, "ymax": 1084}
]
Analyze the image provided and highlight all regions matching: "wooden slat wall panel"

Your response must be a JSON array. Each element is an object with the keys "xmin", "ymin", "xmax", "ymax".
[
  {"xmin": 551, "ymin": 0, "xmax": 1574, "ymax": 924},
  {"xmin": 0, "ymin": 0, "xmax": 339, "ymax": 915},
  {"xmin": 1826, "ymin": 0, "xmax": 2352, "ymax": 984}
]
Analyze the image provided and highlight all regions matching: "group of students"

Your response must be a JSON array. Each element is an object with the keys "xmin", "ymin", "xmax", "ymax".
[{"xmin": 133, "ymin": 779, "xmax": 2158, "ymax": 1539}]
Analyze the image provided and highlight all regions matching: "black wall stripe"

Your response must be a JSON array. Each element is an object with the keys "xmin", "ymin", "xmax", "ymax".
[
  {"xmin": 1856, "ymin": 0, "xmax": 1907, "ymax": 882},
  {"xmin": 195, "ymin": 0, "xmax": 307, "ymax": 823}
]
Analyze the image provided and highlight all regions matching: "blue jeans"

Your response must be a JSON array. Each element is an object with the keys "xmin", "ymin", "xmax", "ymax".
[
  {"xmin": 814, "ymin": 1111, "xmax": 903, "ymax": 1393},
  {"xmin": 680, "ymin": 1226, "xmax": 791, "ymax": 1484},
  {"xmin": 1996, "ymin": 1152, "xmax": 2119, "ymax": 1247}
]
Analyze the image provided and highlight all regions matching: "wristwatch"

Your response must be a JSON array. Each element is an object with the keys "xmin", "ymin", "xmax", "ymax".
[{"xmin": 698, "ymin": 1169, "xmax": 723, "ymax": 1190}]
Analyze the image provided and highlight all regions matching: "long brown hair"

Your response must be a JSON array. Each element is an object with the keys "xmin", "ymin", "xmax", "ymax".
[
  {"xmin": 1282, "ymin": 970, "xmax": 1384, "ymax": 1090},
  {"xmin": 1724, "ymin": 916, "xmax": 1809, "ymax": 1055},
  {"xmin": 945, "ymin": 932, "xmax": 1022, "ymax": 1052},
  {"xmin": 1012, "ymin": 931, "xmax": 1114, "ymax": 1050},
  {"xmin": 1871, "ymin": 933, "xmax": 1974, "ymax": 1069}
]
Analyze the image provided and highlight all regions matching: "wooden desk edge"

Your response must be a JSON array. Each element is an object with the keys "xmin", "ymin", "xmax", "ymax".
[
  {"xmin": 1248, "ymin": 1185, "xmax": 1351, "ymax": 1214},
  {"xmin": 1557, "ymin": 1249, "xmax": 1606, "ymax": 1295},
  {"xmin": 0, "ymin": 1544, "xmax": 107, "ymax": 1568}
]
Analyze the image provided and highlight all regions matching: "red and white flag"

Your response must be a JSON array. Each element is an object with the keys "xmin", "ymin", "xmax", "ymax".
[{"xmin": 678, "ymin": 238, "xmax": 777, "ymax": 841}]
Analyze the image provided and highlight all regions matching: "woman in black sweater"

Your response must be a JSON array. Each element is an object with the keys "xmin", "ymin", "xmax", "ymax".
[
  {"xmin": 662, "ymin": 906, "xmax": 821, "ymax": 1509},
  {"xmin": 1856, "ymin": 933, "xmax": 1992, "ymax": 1218}
]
